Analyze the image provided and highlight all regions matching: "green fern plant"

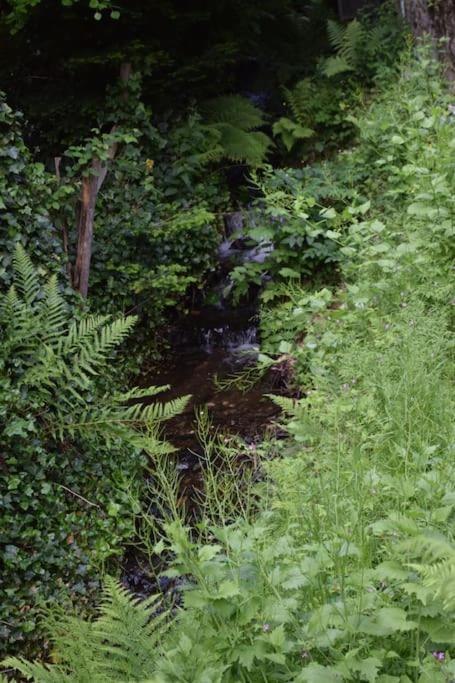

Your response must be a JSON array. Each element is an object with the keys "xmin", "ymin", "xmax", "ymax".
[
  {"xmin": 201, "ymin": 94, "xmax": 273, "ymax": 166},
  {"xmin": 323, "ymin": 18, "xmax": 365, "ymax": 77},
  {"xmin": 1, "ymin": 246, "xmax": 188, "ymax": 655},
  {"xmin": 4, "ymin": 578, "xmax": 167, "ymax": 682},
  {"xmin": 400, "ymin": 534, "xmax": 455, "ymax": 611},
  {"xmin": 1, "ymin": 245, "xmax": 189, "ymax": 453}
]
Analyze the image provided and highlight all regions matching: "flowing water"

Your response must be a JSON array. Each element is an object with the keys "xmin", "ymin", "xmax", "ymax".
[{"xmin": 122, "ymin": 212, "xmax": 286, "ymax": 595}]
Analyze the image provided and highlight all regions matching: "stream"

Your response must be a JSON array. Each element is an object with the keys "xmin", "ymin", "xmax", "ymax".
[{"xmin": 122, "ymin": 212, "xmax": 287, "ymax": 596}]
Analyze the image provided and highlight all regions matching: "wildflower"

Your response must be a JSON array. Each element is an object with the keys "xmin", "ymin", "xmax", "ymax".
[
  {"xmin": 145, "ymin": 158, "xmax": 154, "ymax": 172},
  {"xmin": 262, "ymin": 623, "xmax": 271, "ymax": 632},
  {"xmin": 432, "ymin": 651, "xmax": 445, "ymax": 662}
]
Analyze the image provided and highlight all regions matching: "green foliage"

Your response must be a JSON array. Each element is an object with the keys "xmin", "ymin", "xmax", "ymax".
[
  {"xmin": 4, "ymin": 0, "xmax": 116, "ymax": 32},
  {"xmin": 272, "ymin": 116, "xmax": 314, "ymax": 152},
  {"xmin": 16, "ymin": 45, "xmax": 455, "ymax": 682},
  {"xmin": 273, "ymin": 3, "xmax": 406, "ymax": 159},
  {"xmin": 0, "ymin": 248, "xmax": 187, "ymax": 656},
  {"xmin": 227, "ymin": 165, "xmax": 352, "ymax": 301},
  {"xmin": 202, "ymin": 95, "xmax": 273, "ymax": 166},
  {"xmin": 278, "ymin": 77, "xmax": 355, "ymax": 154},
  {"xmin": 0, "ymin": 93, "xmax": 68, "ymax": 289},
  {"xmin": 324, "ymin": 18, "xmax": 365, "ymax": 77},
  {"xmin": 87, "ymin": 111, "xmax": 225, "ymax": 332},
  {"xmin": 4, "ymin": 577, "xmax": 166, "ymax": 682},
  {"xmin": 322, "ymin": 4, "xmax": 406, "ymax": 81}
]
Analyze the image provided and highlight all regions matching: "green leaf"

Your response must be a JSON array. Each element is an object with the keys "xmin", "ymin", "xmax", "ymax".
[
  {"xmin": 216, "ymin": 580, "xmax": 240, "ymax": 599},
  {"xmin": 357, "ymin": 608, "xmax": 417, "ymax": 636},
  {"xmin": 296, "ymin": 663, "xmax": 342, "ymax": 682}
]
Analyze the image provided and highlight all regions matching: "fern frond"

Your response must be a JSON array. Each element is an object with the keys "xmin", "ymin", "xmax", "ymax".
[
  {"xmin": 62, "ymin": 315, "xmax": 111, "ymax": 354},
  {"xmin": 91, "ymin": 577, "xmax": 167, "ymax": 681},
  {"xmin": 341, "ymin": 19, "xmax": 364, "ymax": 63},
  {"xmin": 66, "ymin": 316, "xmax": 137, "ymax": 386},
  {"xmin": 0, "ymin": 284, "xmax": 21, "ymax": 321},
  {"xmin": 41, "ymin": 275, "xmax": 67, "ymax": 339},
  {"xmin": 327, "ymin": 19, "xmax": 345, "ymax": 52},
  {"xmin": 202, "ymin": 95, "xmax": 265, "ymax": 131},
  {"xmin": 200, "ymin": 95, "xmax": 272, "ymax": 166},
  {"xmin": 2, "ymin": 658, "xmax": 72, "ymax": 683},
  {"xmin": 215, "ymin": 124, "xmax": 272, "ymax": 166},
  {"xmin": 323, "ymin": 56, "xmax": 354, "ymax": 78},
  {"xmin": 193, "ymin": 145, "xmax": 224, "ymax": 166},
  {"xmin": 323, "ymin": 18, "xmax": 364, "ymax": 78},
  {"xmin": 5, "ymin": 578, "xmax": 167, "ymax": 683},
  {"xmin": 266, "ymin": 394, "xmax": 299, "ymax": 415},
  {"xmin": 400, "ymin": 534, "xmax": 454, "ymax": 564},
  {"xmin": 118, "ymin": 394, "xmax": 191, "ymax": 424},
  {"xmin": 12, "ymin": 243, "xmax": 40, "ymax": 306},
  {"xmin": 285, "ymin": 81, "xmax": 308, "ymax": 125},
  {"xmin": 114, "ymin": 385, "xmax": 171, "ymax": 402},
  {"xmin": 399, "ymin": 534, "xmax": 455, "ymax": 610}
]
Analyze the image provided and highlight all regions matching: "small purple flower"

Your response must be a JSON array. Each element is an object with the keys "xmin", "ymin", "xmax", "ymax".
[
  {"xmin": 262, "ymin": 623, "xmax": 271, "ymax": 633},
  {"xmin": 432, "ymin": 651, "xmax": 445, "ymax": 662}
]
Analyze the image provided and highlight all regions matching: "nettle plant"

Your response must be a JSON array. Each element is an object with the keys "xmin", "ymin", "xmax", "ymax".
[{"xmin": 0, "ymin": 246, "xmax": 188, "ymax": 656}]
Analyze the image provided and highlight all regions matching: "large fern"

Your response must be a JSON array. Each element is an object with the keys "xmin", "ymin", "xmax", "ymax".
[
  {"xmin": 323, "ymin": 18, "xmax": 366, "ymax": 78},
  {"xmin": 201, "ymin": 94, "xmax": 272, "ymax": 166},
  {"xmin": 399, "ymin": 533, "xmax": 455, "ymax": 611},
  {"xmin": 1, "ymin": 245, "xmax": 189, "ymax": 454},
  {"xmin": 4, "ymin": 578, "xmax": 167, "ymax": 682}
]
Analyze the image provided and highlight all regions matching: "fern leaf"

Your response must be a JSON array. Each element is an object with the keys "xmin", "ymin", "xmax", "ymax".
[
  {"xmin": 202, "ymin": 95, "xmax": 265, "ymax": 131},
  {"xmin": 114, "ymin": 385, "xmax": 171, "ymax": 402},
  {"xmin": 327, "ymin": 19, "xmax": 345, "ymax": 52},
  {"xmin": 323, "ymin": 56, "xmax": 354, "ymax": 78},
  {"xmin": 41, "ymin": 275, "xmax": 67, "ymax": 340},
  {"xmin": 215, "ymin": 124, "xmax": 272, "ymax": 166},
  {"xmin": 62, "ymin": 315, "xmax": 110, "ymax": 354},
  {"xmin": 2, "ymin": 658, "xmax": 71, "ymax": 683},
  {"xmin": 324, "ymin": 18, "xmax": 364, "ymax": 78},
  {"xmin": 12, "ymin": 243, "xmax": 40, "ymax": 306},
  {"xmin": 5, "ymin": 579, "xmax": 167, "ymax": 683},
  {"xmin": 341, "ymin": 19, "xmax": 364, "ymax": 64},
  {"xmin": 266, "ymin": 394, "xmax": 299, "ymax": 414}
]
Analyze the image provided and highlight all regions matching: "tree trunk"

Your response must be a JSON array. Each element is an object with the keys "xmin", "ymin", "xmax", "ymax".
[
  {"xmin": 72, "ymin": 62, "xmax": 132, "ymax": 298},
  {"xmin": 72, "ymin": 160, "xmax": 101, "ymax": 297},
  {"xmin": 403, "ymin": 0, "xmax": 455, "ymax": 67}
]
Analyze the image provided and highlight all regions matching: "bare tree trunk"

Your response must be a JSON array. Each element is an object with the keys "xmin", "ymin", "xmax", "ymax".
[
  {"xmin": 72, "ymin": 62, "xmax": 132, "ymax": 298},
  {"xmin": 73, "ymin": 160, "xmax": 101, "ymax": 297},
  {"xmin": 403, "ymin": 0, "xmax": 455, "ymax": 68}
]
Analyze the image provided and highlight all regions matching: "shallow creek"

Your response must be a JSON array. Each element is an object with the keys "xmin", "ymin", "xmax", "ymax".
[
  {"xmin": 122, "ymin": 303, "xmax": 287, "ymax": 596},
  {"xmin": 122, "ymin": 214, "xmax": 286, "ymax": 595}
]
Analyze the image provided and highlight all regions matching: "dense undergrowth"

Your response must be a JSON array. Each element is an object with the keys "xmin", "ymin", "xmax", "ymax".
[
  {"xmin": 0, "ymin": 1, "xmax": 409, "ymax": 661},
  {"xmin": 5, "ymin": 42, "xmax": 455, "ymax": 682}
]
